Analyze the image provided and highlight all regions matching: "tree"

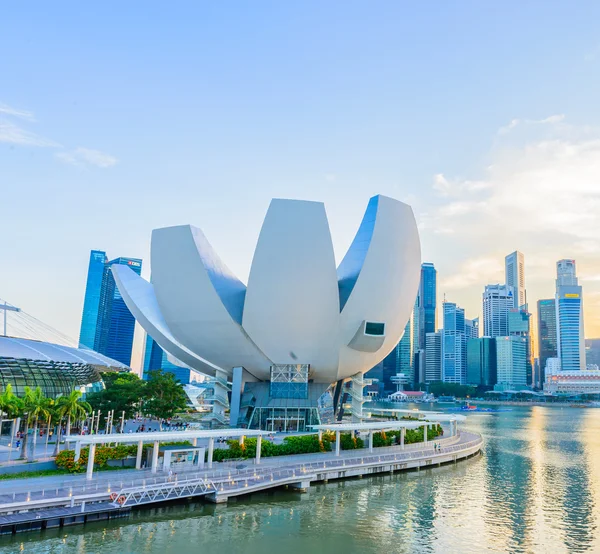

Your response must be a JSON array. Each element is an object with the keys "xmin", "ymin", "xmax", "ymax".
[
  {"xmin": 143, "ymin": 370, "xmax": 189, "ymax": 427},
  {"xmin": 427, "ymin": 381, "xmax": 477, "ymax": 399},
  {"xmin": 20, "ymin": 386, "xmax": 52, "ymax": 461},
  {"xmin": 55, "ymin": 390, "xmax": 91, "ymax": 453},
  {"xmin": 86, "ymin": 372, "xmax": 146, "ymax": 422},
  {"xmin": 0, "ymin": 384, "xmax": 21, "ymax": 442}
]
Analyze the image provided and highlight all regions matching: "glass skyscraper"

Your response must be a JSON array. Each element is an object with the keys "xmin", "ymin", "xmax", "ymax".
[
  {"xmin": 142, "ymin": 334, "xmax": 193, "ymax": 384},
  {"xmin": 442, "ymin": 302, "xmax": 466, "ymax": 384},
  {"xmin": 555, "ymin": 259, "xmax": 585, "ymax": 372},
  {"xmin": 79, "ymin": 251, "xmax": 142, "ymax": 366},
  {"xmin": 466, "ymin": 337, "xmax": 497, "ymax": 386},
  {"xmin": 418, "ymin": 263, "xmax": 437, "ymax": 351},
  {"xmin": 79, "ymin": 250, "xmax": 107, "ymax": 350},
  {"xmin": 537, "ymin": 299, "xmax": 557, "ymax": 383},
  {"xmin": 495, "ymin": 336, "xmax": 528, "ymax": 389}
]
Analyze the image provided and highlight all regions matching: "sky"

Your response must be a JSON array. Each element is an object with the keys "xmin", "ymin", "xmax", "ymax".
[{"xmin": 1, "ymin": 2, "xmax": 600, "ymax": 370}]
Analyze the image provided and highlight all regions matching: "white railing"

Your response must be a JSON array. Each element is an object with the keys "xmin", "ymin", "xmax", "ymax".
[{"xmin": 0, "ymin": 432, "xmax": 481, "ymax": 512}]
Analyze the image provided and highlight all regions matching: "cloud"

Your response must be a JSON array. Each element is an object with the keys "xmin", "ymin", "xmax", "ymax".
[
  {"xmin": 0, "ymin": 121, "xmax": 59, "ymax": 147},
  {"xmin": 55, "ymin": 147, "xmax": 118, "ymax": 168},
  {"xmin": 497, "ymin": 114, "xmax": 565, "ymax": 135},
  {"xmin": 0, "ymin": 103, "xmax": 35, "ymax": 121},
  {"xmin": 425, "ymin": 117, "xmax": 600, "ymax": 334},
  {"xmin": 0, "ymin": 101, "xmax": 115, "ymax": 169},
  {"xmin": 0, "ymin": 101, "xmax": 59, "ymax": 147}
]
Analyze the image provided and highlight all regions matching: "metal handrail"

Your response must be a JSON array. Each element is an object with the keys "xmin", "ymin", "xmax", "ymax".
[{"xmin": 0, "ymin": 432, "xmax": 482, "ymax": 511}]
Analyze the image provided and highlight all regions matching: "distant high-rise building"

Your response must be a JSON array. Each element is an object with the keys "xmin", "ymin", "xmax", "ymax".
[
  {"xmin": 586, "ymin": 339, "xmax": 600, "ymax": 368},
  {"xmin": 382, "ymin": 341, "xmax": 400, "ymax": 393},
  {"xmin": 142, "ymin": 334, "xmax": 193, "ymax": 384},
  {"xmin": 556, "ymin": 259, "xmax": 578, "ymax": 286},
  {"xmin": 418, "ymin": 263, "xmax": 437, "ymax": 351},
  {"xmin": 537, "ymin": 299, "xmax": 557, "ymax": 383},
  {"xmin": 495, "ymin": 336, "xmax": 528, "ymax": 389},
  {"xmin": 505, "ymin": 251, "xmax": 526, "ymax": 309},
  {"xmin": 79, "ymin": 250, "xmax": 108, "ymax": 350},
  {"xmin": 508, "ymin": 308, "xmax": 533, "ymax": 386},
  {"xmin": 398, "ymin": 316, "xmax": 414, "ymax": 383},
  {"xmin": 466, "ymin": 337, "xmax": 497, "ymax": 386},
  {"xmin": 442, "ymin": 302, "xmax": 466, "ymax": 384},
  {"xmin": 483, "ymin": 284, "xmax": 514, "ymax": 337},
  {"xmin": 466, "ymin": 317, "xmax": 479, "ymax": 339},
  {"xmin": 79, "ymin": 251, "xmax": 142, "ymax": 366},
  {"xmin": 425, "ymin": 332, "xmax": 442, "ymax": 382},
  {"xmin": 555, "ymin": 260, "xmax": 585, "ymax": 371}
]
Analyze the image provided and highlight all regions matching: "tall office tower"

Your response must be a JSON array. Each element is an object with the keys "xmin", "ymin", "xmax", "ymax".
[
  {"xmin": 425, "ymin": 332, "xmax": 442, "ymax": 382},
  {"xmin": 412, "ymin": 295, "xmax": 420, "ymax": 361},
  {"xmin": 79, "ymin": 250, "xmax": 108, "ymax": 350},
  {"xmin": 418, "ymin": 263, "xmax": 437, "ymax": 351},
  {"xmin": 413, "ymin": 349, "xmax": 426, "ymax": 385},
  {"xmin": 142, "ymin": 334, "xmax": 192, "ymax": 384},
  {"xmin": 442, "ymin": 302, "xmax": 466, "ymax": 384},
  {"xmin": 555, "ymin": 259, "xmax": 585, "ymax": 371},
  {"xmin": 398, "ymin": 316, "xmax": 414, "ymax": 383},
  {"xmin": 466, "ymin": 317, "xmax": 479, "ymax": 339},
  {"xmin": 508, "ymin": 308, "xmax": 533, "ymax": 386},
  {"xmin": 537, "ymin": 299, "xmax": 557, "ymax": 384},
  {"xmin": 382, "ymin": 341, "xmax": 400, "ymax": 393},
  {"xmin": 556, "ymin": 259, "xmax": 578, "ymax": 286},
  {"xmin": 79, "ymin": 251, "xmax": 142, "ymax": 366},
  {"xmin": 466, "ymin": 337, "xmax": 497, "ymax": 386},
  {"xmin": 483, "ymin": 284, "xmax": 514, "ymax": 337},
  {"xmin": 505, "ymin": 251, "xmax": 526, "ymax": 309},
  {"xmin": 587, "ymin": 339, "xmax": 600, "ymax": 368},
  {"xmin": 495, "ymin": 336, "xmax": 528, "ymax": 389}
]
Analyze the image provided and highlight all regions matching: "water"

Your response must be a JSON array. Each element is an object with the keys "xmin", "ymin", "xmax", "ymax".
[{"xmin": 2, "ymin": 405, "xmax": 600, "ymax": 554}]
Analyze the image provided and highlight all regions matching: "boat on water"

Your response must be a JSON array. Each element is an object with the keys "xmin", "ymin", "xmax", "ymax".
[{"xmin": 437, "ymin": 395, "xmax": 456, "ymax": 403}]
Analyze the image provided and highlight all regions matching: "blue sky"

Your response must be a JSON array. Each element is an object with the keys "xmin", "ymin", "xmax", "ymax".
[{"xmin": 2, "ymin": 2, "xmax": 600, "ymax": 368}]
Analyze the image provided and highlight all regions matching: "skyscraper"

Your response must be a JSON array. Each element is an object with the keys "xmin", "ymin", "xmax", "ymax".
[
  {"xmin": 418, "ymin": 263, "xmax": 437, "ymax": 350},
  {"xmin": 508, "ymin": 308, "xmax": 533, "ymax": 386},
  {"xmin": 466, "ymin": 337, "xmax": 497, "ymax": 386},
  {"xmin": 483, "ymin": 284, "xmax": 514, "ymax": 337},
  {"xmin": 505, "ymin": 251, "xmax": 525, "ymax": 309},
  {"xmin": 466, "ymin": 317, "xmax": 479, "ymax": 339},
  {"xmin": 556, "ymin": 259, "xmax": 578, "ymax": 286},
  {"xmin": 398, "ymin": 317, "xmax": 414, "ymax": 383},
  {"xmin": 142, "ymin": 334, "xmax": 193, "ymax": 384},
  {"xmin": 79, "ymin": 250, "xmax": 108, "ymax": 350},
  {"xmin": 425, "ymin": 332, "xmax": 442, "ymax": 382},
  {"xmin": 495, "ymin": 336, "xmax": 528, "ymax": 389},
  {"xmin": 537, "ymin": 299, "xmax": 557, "ymax": 383},
  {"xmin": 442, "ymin": 302, "xmax": 466, "ymax": 384},
  {"xmin": 79, "ymin": 251, "xmax": 142, "ymax": 366},
  {"xmin": 555, "ymin": 259, "xmax": 585, "ymax": 371}
]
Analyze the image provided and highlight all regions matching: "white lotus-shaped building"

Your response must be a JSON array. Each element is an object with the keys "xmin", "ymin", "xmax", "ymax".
[{"xmin": 112, "ymin": 194, "xmax": 420, "ymax": 427}]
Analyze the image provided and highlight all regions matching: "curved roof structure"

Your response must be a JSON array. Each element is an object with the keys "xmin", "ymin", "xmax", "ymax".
[
  {"xmin": 0, "ymin": 336, "xmax": 127, "ymax": 398},
  {"xmin": 0, "ymin": 336, "xmax": 128, "ymax": 370},
  {"xmin": 113, "ymin": 194, "xmax": 421, "ymax": 383}
]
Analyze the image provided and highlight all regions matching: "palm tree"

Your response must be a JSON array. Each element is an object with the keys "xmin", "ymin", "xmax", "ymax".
[
  {"xmin": 0, "ymin": 384, "xmax": 20, "ymax": 445},
  {"xmin": 19, "ymin": 386, "xmax": 52, "ymax": 461},
  {"xmin": 55, "ymin": 390, "xmax": 91, "ymax": 453}
]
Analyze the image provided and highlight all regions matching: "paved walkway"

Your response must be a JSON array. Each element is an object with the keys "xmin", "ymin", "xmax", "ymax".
[{"xmin": 0, "ymin": 431, "xmax": 478, "ymax": 509}]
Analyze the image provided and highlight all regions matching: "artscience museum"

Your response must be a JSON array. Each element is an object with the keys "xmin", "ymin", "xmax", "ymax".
[{"xmin": 112, "ymin": 194, "xmax": 421, "ymax": 430}]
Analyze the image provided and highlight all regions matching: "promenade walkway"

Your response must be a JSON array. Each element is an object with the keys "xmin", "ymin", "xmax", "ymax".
[{"xmin": 0, "ymin": 431, "xmax": 481, "ymax": 511}]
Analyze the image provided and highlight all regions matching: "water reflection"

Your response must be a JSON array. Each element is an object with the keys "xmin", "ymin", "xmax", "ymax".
[{"xmin": 3, "ymin": 407, "xmax": 600, "ymax": 553}]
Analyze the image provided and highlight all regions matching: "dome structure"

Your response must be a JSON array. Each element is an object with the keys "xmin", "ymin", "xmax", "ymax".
[{"xmin": 113, "ymin": 194, "xmax": 421, "ymax": 384}]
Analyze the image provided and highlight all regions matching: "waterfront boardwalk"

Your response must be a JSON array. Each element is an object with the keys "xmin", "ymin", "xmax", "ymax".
[{"xmin": 0, "ymin": 430, "xmax": 482, "ymax": 534}]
